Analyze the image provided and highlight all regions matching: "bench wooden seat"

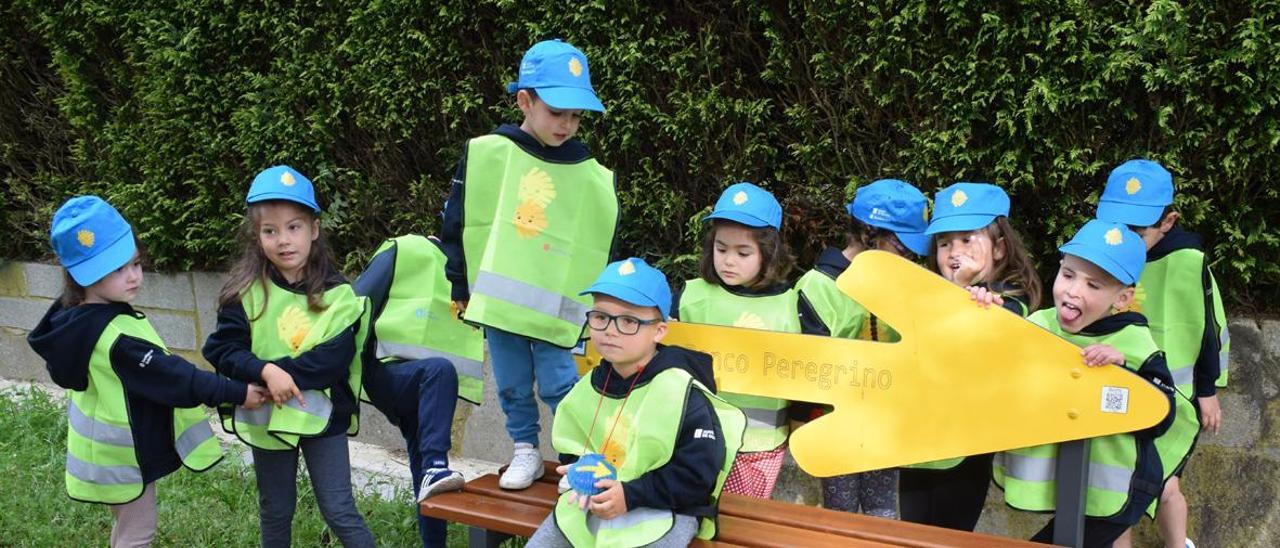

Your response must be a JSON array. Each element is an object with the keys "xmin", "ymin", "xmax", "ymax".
[{"xmin": 422, "ymin": 461, "xmax": 1039, "ymax": 547}]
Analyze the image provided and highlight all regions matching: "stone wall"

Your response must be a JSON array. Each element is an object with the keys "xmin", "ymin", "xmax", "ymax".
[{"xmin": 2, "ymin": 259, "xmax": 1276, "ymax": 545}]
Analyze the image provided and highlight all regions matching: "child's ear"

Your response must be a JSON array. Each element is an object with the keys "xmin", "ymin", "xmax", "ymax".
[
  {"xmin": 651, "ymin": 321, "xmax": 668, "ymax": 344},
  {"xmin": 993, "ymin": 235, "xmax": 1007, "ymax": 262},
  {"xmin": 1158, "ymin": 210, "xmax": 1180, "ymax": 235},
  {"xmin": 1112, "ymin": 286, "xmax": 1136, "ymax": 312},
  {"xmin": 516, "ymin": 89, "xmax": 535, "ymax": 112},
  {"xmin": 309, "ymin": 217, "xmax": 321, "ymax": 242}
]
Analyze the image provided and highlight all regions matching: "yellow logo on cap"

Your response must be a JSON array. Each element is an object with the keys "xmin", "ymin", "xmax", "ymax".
[
  {"xmin": 951, "ymin": 190, "xmax": 968, "ymax": 207},
  {"xmin": 618, "ymin": 260, "xmax": 636, "ymax": 276},
  {"xmin": 568, "ymin": 57, "xmax": 583, "ymax": 77},
  {"xmin": 1125, "ymin": 177, "xmax": 1141, "ymax": 195},
  {"xmin": 733, "ymin": 191, "xmax": 749, "ymax": 205},
  {"xmin": 281, "ymin": 172, "xmax": 297, "ymax": 186},
  {"xmin": 77, "ymin": 229, "xmax": 95, "ymax": 248},
  {"xmin": 1105, "ymin": 228, "xmax": 1124, "ymax": 246}
]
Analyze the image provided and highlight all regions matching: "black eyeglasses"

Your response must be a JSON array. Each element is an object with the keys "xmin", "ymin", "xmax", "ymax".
[{"xmin": 585, "ymin": 310, "xmax": 661, "ymax": 335}]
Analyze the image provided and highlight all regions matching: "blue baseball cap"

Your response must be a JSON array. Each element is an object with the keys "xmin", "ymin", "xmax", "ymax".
[
  {"xmin": 506, "ymin": 39, "xmax": 605, "ymax": 113},
  {"xmin": 704, "ymin": 182, "xmax": 783, "ymax": 230},
  {"xmin": 925, "ymin": 182, "xmax": 1010, "ymax": 235},
  {"xmin": 848, "ymin": 179, "xmax": 931, "ymax": 256},
  {"xmin": 246, "ymin": 165, "xmax": 320, "ymax": 212},
  {"xmin": 1059, "ymin": 220, "xmax": 1147, "ymax": 285},
  {"xmin": 580, "ymin": 258, "xmax": 672, "ymax": 319},
  {"xmin": 50, "ymin": 195, "xmax": 138, "ymax": 286},
  {"xmin": 1095, "ymin": 159, "xmax": 1174, "ymax": 227}
]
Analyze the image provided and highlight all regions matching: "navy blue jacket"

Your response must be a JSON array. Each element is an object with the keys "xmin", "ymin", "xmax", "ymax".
[
  {"xmin": 202, "ymin": 269, "xmax": 359, "ymax": 438},
  {"xmin": 29, "ymin": 301, "xmax": 247, "ymax": 483}
]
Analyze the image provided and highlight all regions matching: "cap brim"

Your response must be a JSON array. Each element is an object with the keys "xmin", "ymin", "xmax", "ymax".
[
  {"xmin": 1096, "ymin": 201, "xmax": 1162, "ymax": 227},
  {"xmin": 1059, "ymin": 245, "xmax": 1136, "ymax": 286},
  {"xmin": 894, "ymin": 231, "xmax": 932, "ymax": 256},
  {"xmin": 580, "ymin": 282, "xmax": 667, "ymax": 318},
  {"xmin": 535, "ymin": 86, "xmax": 605, "ymax": 112},
  {"xmin": 67, "ymin": 230, "xmax": 137, "ymax": 287},
  {"xmin": 703, "ymin": 210, "xmax": 776, "ymax": 229},
  {"xmin": 246, "ymin": 192, "xmax": 320, "ymax": 213},
  {"xmin": 925, "ymin": 214, "xmax": 998, "ymax": 235}
]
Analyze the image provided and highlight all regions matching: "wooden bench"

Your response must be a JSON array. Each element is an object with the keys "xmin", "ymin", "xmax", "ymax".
[{"xmin": 422, "ymin": 462, "xmax": 1039, "ymax": 547}]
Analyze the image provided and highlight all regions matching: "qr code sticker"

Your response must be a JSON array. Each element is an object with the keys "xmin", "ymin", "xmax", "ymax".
[{"xmin": 1101, "ymin": 386, "xmax": 1129, "ymax": 414}]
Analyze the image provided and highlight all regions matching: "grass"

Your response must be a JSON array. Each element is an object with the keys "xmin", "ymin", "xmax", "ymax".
[{"xmin": 0, "ymin": 386, "xmax": 496, "ymax": 547}]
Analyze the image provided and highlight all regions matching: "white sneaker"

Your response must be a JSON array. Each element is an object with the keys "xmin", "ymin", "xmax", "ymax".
[
  {"xmin": 416, "ymin": 468, "xmax": 464, "ymax": 503},
  {"xmin": 1185, "ymin": 539, "xmax": 1196, "ymax": 548},
  {"xmin": 499, "ymin": 442, "xmax": 545, "ymax": 490}
]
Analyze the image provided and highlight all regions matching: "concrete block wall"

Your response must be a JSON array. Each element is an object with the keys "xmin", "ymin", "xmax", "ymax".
[{"xmin": 2, "ymin": 259, "xmax": 1276, "ymax": 544}]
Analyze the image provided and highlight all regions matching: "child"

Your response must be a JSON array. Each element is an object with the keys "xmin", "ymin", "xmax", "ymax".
[
  {"xmin": 898, "ymin": 181, "xmax": 1041, "ymax": 531},
  {"xmin": 985, "ymin": 219, "xmax": 1177, "ymax": 548},
  {"xmin": 793, "ymin": 178, "xmax": 931, "ymax": 518},
  {"xmin": 354, "ymin": 234, "xmax": 478, "ymax": 547},
  {"xmin": 438, "ymin": 39, "xmax": 617, "ymax": 490},
  {"xmin": 27, "ymin": 195, "xmax": 268, "ymax": 547},
  {"xmin": 1095, "ymin": 159, "xmax": 1224, "ymax": 548},
  {"xmin": 672, "ymin": 181, "xmax": 825, "ymax": 500},
  {"xmin": 527, "ymin": 258, "xmax": 745, "ymax": 547},
  {"xmin": 202, "ymin": 166, "xmax": 375, "ymax": 547}
]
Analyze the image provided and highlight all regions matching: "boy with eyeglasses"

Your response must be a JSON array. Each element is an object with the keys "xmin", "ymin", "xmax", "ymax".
[{"xmin": 526, "ymin": 258, "xmax": 745, "ymax": 547}]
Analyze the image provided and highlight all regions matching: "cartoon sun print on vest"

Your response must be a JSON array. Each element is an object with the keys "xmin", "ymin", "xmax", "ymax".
[
  {"xmin": 277, "ymin": 305, "xmax": 314, "ymax": 353},
  {"xmin": 513, "ymin": 167, "xmax": 555, "ymax": 239},
  {"xmin": 951, "ymin": 190, "xmax": 968, "ymax": 208},
  {"xmin": 568, "ymin": 57, "xmax": 583, "ymax": 78},
  {"xmin": 733, "ymin": 311, "xmax": 768, "ymax": 330},
  {"xmin": 600, "ymin": 407, "xmax": 633, "ymax": 468},
  {"xmin": 77, "ymin": 229, "xmax": 95, "ymax": 248},
  {"xmin": 1125, "ymin": 177, "xmax": 1141, "ymax": 195}
]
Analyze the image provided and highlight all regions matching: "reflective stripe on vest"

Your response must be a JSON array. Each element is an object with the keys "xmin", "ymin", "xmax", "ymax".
[
  {"xmin": 223, "ymin": 279, "xmax": 365, "ymax": 450},
  {"xmin": 376, "ymin": 340, "xmax": 484, "ymax": 381},
  {"xmin": 471, "ymin": 270, "xmax": 591, "ymax": 329},
  {"xmin": 678, "ymin": 279, "xmax": 798, "ymax": 452},
  {"xmin": 65, "ymin": 313, "xmax": 223, "ymax": 504},
  {"xmin": 461, "ymin": 134, "xmax": 617, "ymax": 348},
  {"xmin": 553, "ymin": 367, "xmax": 746, "ymax": 546},
  {"xmin": 1001, "ymin": 452, "xmax": 1134, "ymax": 495}
]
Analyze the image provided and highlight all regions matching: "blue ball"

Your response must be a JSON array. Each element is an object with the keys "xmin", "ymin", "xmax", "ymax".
[{"xmin": 567, "ymin": 453, "xmax": 617, "ymax": 497}]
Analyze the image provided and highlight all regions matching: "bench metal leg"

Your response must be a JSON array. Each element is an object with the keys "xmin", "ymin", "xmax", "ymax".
[
  {"xmin": 468, "ymin": 526, "xmax": 512, "ymax": 548},
  {"xmin": 1053, "ymin": 439, "xmax": 1091, "ymax": 548}
]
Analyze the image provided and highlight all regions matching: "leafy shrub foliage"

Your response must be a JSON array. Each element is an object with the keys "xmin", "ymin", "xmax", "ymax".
[{"xmin": 2, "ymin": 1, "xmax": 1276, "ymax": 305}]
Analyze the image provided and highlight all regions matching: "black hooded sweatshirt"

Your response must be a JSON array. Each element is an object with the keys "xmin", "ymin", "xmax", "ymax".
[
  {"xmin": 28, "ymin": 300, "xmax": 248, "ymax": 484},
  {"xmin": 586, "ymin": 345, "xmax": 727, "ymax": 517},
  {"xmin": 202, "ymin": 268, "xmax": 360, "ymax": 438}
]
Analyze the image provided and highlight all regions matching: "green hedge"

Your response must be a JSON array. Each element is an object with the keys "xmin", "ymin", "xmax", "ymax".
[{"xmin": 3, "ymin": 1, "xmax": 1277, "ymax": 306}]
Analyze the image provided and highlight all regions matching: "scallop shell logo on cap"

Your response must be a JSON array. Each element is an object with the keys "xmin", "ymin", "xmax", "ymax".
[
  {"xmin": 568, "ymin": 57, "xmax": 583, "ymax": 77},
  {"xmin": 1105, "ymin": 228, "xmax": 1124, "ymax": 246},
  {"xmin": 951, "ymin": 190, "xmax": 968, "ymax": 208},
  {"xmin": 281, "ymin": 172, "xmax": 297, "ymax": 187},
  {"xmin": 77, "ymin": 229, "xmax": 95, "ymax": 248},
  {"xmin": 618, "ymin": 260, "xmax": 636, "ymax": 276},
  {"xmin": 1125, "ymin": 177, "xmax": 1141, "ymax": 195},
  {"xmin": 732, "ymin": 191, "xmax": 749, "ymax": 205}
]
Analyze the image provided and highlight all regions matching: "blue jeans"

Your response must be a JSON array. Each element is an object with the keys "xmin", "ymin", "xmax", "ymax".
[
  {"xmin": 252, "ymin": 434, "xmax": 375, "ymax": 548},
  {"xmin": 363, "ymin": 357, "xmax": 459, "ymax": 548},
  {"xmin": 485, "ymin": 327, "xmax": 579, "ymax": 445}
]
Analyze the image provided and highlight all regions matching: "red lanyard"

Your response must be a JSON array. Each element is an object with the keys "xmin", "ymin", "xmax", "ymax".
[{"xmin": 583, "ymin": 365, "xmax": 644, "ymax": 455}]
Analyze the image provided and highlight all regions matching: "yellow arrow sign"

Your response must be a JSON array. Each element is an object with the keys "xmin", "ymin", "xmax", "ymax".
[{"xmin": 576, "ymin": 250, "xmax": 1169, "ymax": 477}]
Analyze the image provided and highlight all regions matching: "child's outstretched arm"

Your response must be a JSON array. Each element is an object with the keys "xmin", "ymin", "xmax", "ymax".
[
  {"xmin": 202, "ymin": 301, "xmax": 270, "ymax": 383},
  {"xmin": 111, "ymin": 335, "xmax": 265, "ymax": 408}
]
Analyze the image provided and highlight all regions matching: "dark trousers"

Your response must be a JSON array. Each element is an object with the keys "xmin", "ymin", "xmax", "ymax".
[
  {"xmin": 252, "ymin": 434, "xmax": 375, "ymax": 548},
  {"xmin": 898, "ymin": 453, "xmax": 993, "ymax": 531},
  {"xmin": 1031, "ymin": 517, "xmax": 1130, "ymax": 548},
  {"xmin": 364, "ymin": 357, "xmax": 459, "ymax": 548}
]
